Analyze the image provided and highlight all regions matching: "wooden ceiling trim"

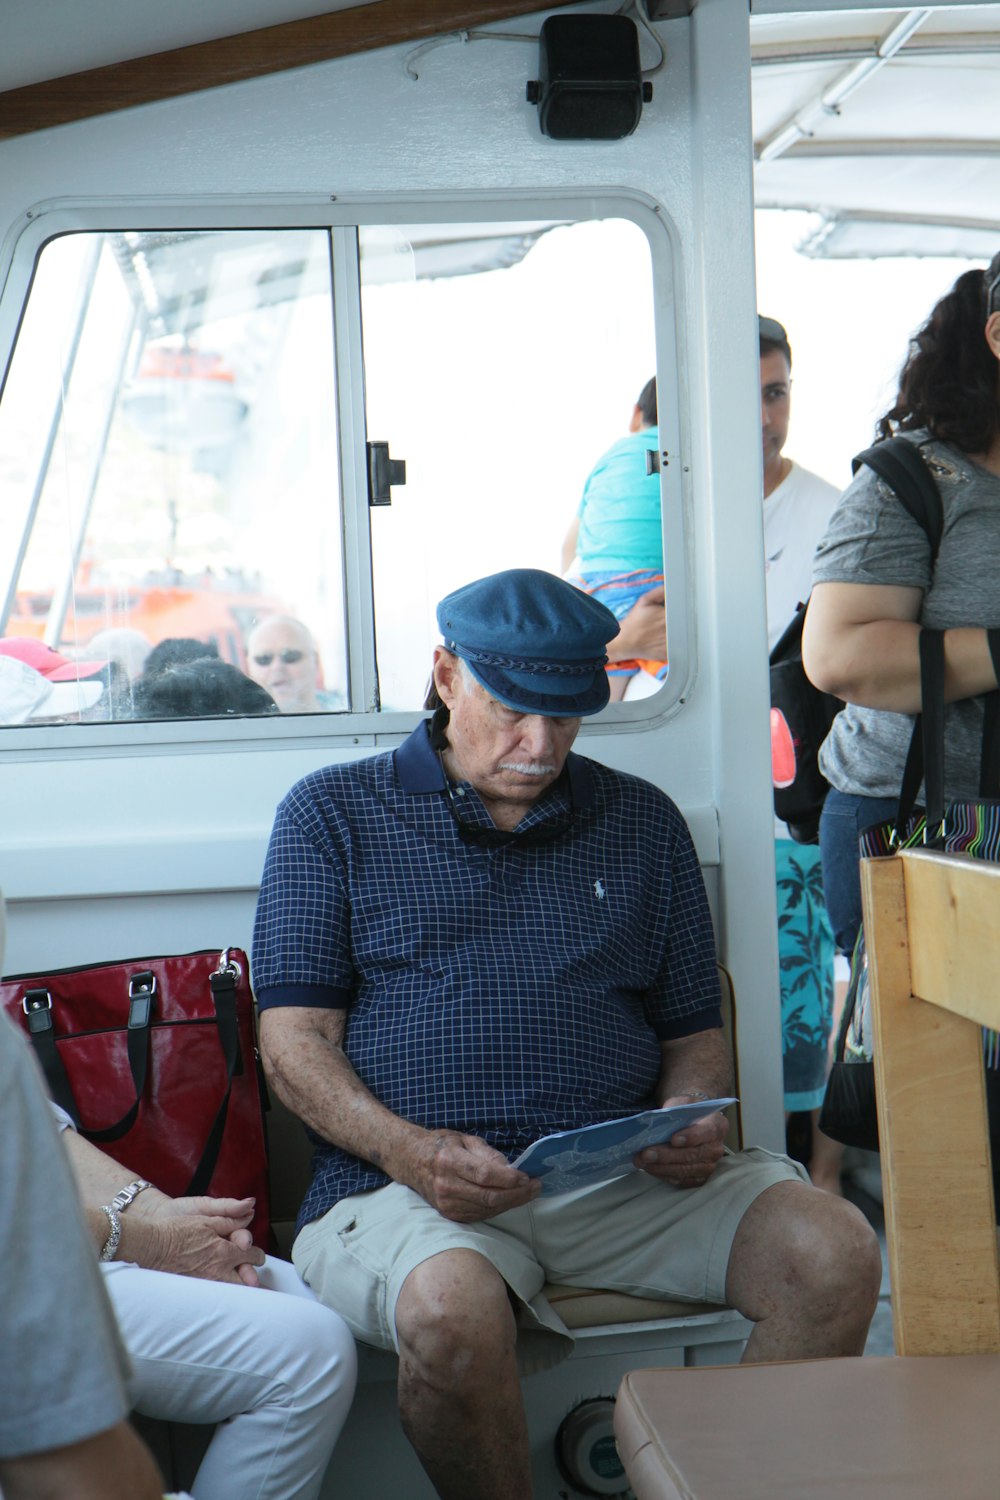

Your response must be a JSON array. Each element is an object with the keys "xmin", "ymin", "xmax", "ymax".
[{"xmin": 0, "ymin": 0, "xmax": 577, "ymax": 140}]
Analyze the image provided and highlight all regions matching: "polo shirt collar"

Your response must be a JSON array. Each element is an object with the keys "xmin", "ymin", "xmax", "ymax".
[{"xmin": 394, "ymin": 717, "xmax": 595, "ymax": 809}]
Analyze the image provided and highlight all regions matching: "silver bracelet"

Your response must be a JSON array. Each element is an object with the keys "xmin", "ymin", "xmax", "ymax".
[
  {"xmin": 110, "ymin": 1178, "xmax": 151, "ymax": 1213},
  {"xmin": 680, "ymin": 1089, "xmax": 712, "ymax": 1103},
  {"xmin": 99, "ymin": 1204, "xmax": 122, "ymax": 1261}
]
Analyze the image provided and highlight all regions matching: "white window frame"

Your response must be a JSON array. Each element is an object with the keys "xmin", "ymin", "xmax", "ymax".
[{"xmin": 0, "ymin": 189, "xmax": 692, "ymax": 756}]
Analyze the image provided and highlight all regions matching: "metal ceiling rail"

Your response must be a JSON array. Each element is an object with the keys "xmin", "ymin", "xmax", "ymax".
[
  {"xmin": 766, "ymin": 137, "xmax": 1000, "ymax": 157},
  {"xmin": 753, "ymin": 32, "xmax": 1000, "ymax": 65},
  {"xmin": 755, "ymin": 8, "xmax": 933, "ymax": 162},
  {"xmin": 754, "ymin": 206, "xmax": 1000, "ymax": 232}
]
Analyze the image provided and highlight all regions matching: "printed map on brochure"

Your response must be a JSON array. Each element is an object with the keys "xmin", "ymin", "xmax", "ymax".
[{"xmin": 511, "ymin": 1099, "xmax": 737, "ymax": 1196}]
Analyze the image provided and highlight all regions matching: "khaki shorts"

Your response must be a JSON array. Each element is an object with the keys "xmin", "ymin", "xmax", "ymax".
[{"xmin": 293, "ymin": 1147, "xmax": 806, "ymax": 1374}]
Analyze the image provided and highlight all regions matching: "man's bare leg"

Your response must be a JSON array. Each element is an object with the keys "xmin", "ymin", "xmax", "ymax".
[
  {"xmin": 725, "ymin": 1180, "xmax": 881, "ymax": 1361},
  {"xmin": 395, "ymin": 1249, "xmax": 533, "ymax": 1500},
  {"xmin": 808, "ymin": 1110, "xmax": 845, "ymax": 1195}
]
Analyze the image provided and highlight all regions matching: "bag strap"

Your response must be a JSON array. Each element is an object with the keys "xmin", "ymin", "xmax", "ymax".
[
  {"xmin": 851, "ymin": 438, "xmax": 944, "ymax": 563},
  {"xmin": 768, "ymin": 601, "xmax": 806, "ymax": 666},
  {"xmin": 892, "ymin": 631, "xmax": 942, "ymax": 840},
  {"xmin": 85, "ymin": 972, "xmax": 156, "ymax": 1143},
  {"xmin": 184, "ymin": 959, "xmax": 245, "ymax": 1197},
  {"xmin": 21, "ymin": 991, "xmax": 82, "ymax": 1123},
  {"xmin": 831, "ymin": 928, "xmax": 866, "ymax": 1063},
  {"xmin": 982, "ymin": 693, "xmax": 1000, "ymax": 798},
  {"xmin": 918, "ymin": 629, "xmax": 947, "ymax": 839},
  {"xmin": 898, "ymin": 629, "xmax": 1000, "ymax": 837},
  {"xmin": 980, "ymin": 629, "xmax": 1000, "ymax": 798},
  {"xmin": 22, "ymin": 971, "xmax": 156, "ymax": 1141}
]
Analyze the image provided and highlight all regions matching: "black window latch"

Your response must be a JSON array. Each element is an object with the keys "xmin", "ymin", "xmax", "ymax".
[{"xmin": 367, "ymin": 441, "xmax": 407, "ymax": 507}]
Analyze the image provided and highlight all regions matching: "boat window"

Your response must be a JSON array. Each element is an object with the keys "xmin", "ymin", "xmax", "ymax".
[
  {"xmin": 359, "ymin": 218, "xmax": 659, "ymax": 712},
  {"xmin": 0, "ymin": 211, "xmax": 668, "ymax": 730}
]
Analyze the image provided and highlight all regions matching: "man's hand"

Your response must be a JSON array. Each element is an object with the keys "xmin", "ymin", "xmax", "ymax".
[
  {"xmin": 607, "ymin": 586, "xmax": 666, "ymax": 664},
  {"xmin": 407, "ymin": 1130, "xmax": 541, "ymax": 1223},
  {"xmin": 633, "ymin": 1097, "xmax": 728, "ymax": 1188}
]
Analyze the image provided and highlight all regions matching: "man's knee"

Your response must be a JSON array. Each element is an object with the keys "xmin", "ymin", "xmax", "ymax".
[
  {"xmin": 727, "ymin": 1181, "xmax": 881, "ymax": 1316},
  {"xmin": 395, "ymin": 1250, "xmax": 517, "ymax": 1386},
  {"xmin": 788, "ymin": 1193, "xmax": 881, "ymax": 1309}
]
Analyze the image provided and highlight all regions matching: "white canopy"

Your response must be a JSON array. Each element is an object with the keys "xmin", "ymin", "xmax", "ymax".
[{"xmin": 752, "ymin": 3, "xmax": 1000, "ymax": 257}]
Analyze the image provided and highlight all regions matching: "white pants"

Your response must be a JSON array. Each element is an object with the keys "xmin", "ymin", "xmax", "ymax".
[{"xmin": 104, "ymin": 1255, "xmax": 356, "ymax": 1500}]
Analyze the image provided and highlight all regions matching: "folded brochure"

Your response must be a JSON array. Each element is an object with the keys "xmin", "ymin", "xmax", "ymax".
[{"xmin": 511, "ymin": 1099, "xmax": 736, "ymax": 1196}]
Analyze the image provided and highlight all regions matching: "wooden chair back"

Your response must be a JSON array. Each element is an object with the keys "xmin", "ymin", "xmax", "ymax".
[{"xmin": 863, "ymin": 847, "xmax": 1000, "ymax": 1354}]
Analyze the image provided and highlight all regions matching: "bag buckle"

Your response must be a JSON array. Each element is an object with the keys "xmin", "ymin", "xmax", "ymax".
[
  {"xmin": 128, "ymin": 971, "xmax": 156, "ymax": 1030},
  {"xmin": 22, "ymin": 988, "xmax": 53, "ymax": 1034}
]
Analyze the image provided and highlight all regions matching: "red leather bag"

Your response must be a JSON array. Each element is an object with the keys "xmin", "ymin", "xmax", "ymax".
[{"xmin": 0, "ymin": 947, "xmax": 271, "ymax": 1248}]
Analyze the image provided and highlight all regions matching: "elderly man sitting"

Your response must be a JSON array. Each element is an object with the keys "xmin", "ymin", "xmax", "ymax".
[{"xmin": 253, "ymin": 568, "xmax": 881, "ymax": 1500}]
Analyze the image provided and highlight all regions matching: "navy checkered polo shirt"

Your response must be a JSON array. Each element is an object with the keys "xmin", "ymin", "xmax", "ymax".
[{"xmin": 253, "ymin": 718, "xmax": 721, "ymax": 1229}]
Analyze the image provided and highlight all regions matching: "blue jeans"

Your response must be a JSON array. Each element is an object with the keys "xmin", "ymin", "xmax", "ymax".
[{"xmin": 819, "ymin": 788, "xmax": 900, "ymax": 955}]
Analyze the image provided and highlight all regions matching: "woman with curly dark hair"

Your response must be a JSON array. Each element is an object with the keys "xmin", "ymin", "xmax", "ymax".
[{"xmin": 803, "ymin": 251, "xmax": 1000, "ymax": 957}]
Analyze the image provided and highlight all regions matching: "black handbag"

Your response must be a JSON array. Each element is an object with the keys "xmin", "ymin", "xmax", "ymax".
[{"xmin": 819, "ymin": 631, "xmax": 1000, "ymax": 1198}]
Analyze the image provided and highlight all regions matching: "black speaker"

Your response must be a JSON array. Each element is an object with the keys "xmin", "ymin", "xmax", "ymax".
[{"xmin": 526, "ymin": 15, "xmax": 652, "ymax": 141}]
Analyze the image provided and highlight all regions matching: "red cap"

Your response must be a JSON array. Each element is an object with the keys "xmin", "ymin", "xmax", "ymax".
[{"xmin": 0, "ymin": 637, "xmax": 108, "ymax": 682}]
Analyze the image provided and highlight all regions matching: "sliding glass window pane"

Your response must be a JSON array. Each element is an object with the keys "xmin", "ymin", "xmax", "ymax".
[
  {"xmin": 0, "ymin": 229, "xmax": 347, "ymax": 725},
  {"xmin": 359, "ymin": 218, "xmax": 659, "ymax": 712}
]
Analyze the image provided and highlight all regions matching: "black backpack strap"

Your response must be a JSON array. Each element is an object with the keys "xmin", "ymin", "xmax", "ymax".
[
  {"xmin": 852, "ymin": 438, "xmax": 944, "ymax": 563},
  {"xmin": 768, "ymin": 601, "xmax": 807, "ymax": 667}
]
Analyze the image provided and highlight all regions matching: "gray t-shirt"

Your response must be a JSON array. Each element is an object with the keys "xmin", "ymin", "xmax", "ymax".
[
  {"xmin": 812, "ymin": 434, "xmax": 1000, "ymax": 801},
  {"xmin": 0, "ymin": 1011, "xmax": 131, "ymax": 1458}
]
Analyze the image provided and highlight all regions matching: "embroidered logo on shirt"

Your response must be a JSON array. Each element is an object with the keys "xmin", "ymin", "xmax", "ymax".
[{"xmin": 594, "ymin": 879, "xmax": 606, "ymax": 900}]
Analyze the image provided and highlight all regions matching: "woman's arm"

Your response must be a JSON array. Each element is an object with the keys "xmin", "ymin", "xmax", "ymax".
[
  {"xmin": 803, "ymin": 581, "xmax": 999, "ymax": 713},
  {"xmin": 60, "ymin": 1129, "xmax": 264, "ymax": 1284},
  {"xmin": 0, "ymin": 1422, "xmax": 164, "ymax": 1500}
]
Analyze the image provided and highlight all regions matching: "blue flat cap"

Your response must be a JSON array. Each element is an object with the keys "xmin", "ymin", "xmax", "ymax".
[{"xmin": 436, "ymin": 568, "xmax": 620, "ymax": 716}]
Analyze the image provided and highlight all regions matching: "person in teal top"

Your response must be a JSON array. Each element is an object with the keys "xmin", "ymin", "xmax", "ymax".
[{"xmin": 562, "ymin": 377, "xmax": 666, "ymax": 699}]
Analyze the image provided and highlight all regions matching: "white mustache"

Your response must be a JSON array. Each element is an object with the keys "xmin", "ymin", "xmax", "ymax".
[{"xmin": 499, "ymin": 761, "xmax": 556, "ymax": 776}]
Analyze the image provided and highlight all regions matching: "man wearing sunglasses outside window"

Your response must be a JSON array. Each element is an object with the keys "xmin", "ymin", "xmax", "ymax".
[
  {"xmin": 245, "ymin": 615, "xmax": 343, "ymax": 713},
  {"xmin": 253, "ymin": 568, "xmax": 879, "ymax": 1500}
]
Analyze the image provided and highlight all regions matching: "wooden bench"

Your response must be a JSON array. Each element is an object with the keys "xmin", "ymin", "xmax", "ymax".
[{"xmin": 614, "ymin": 848, "xmax": 1000, "ymax": 1499}]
